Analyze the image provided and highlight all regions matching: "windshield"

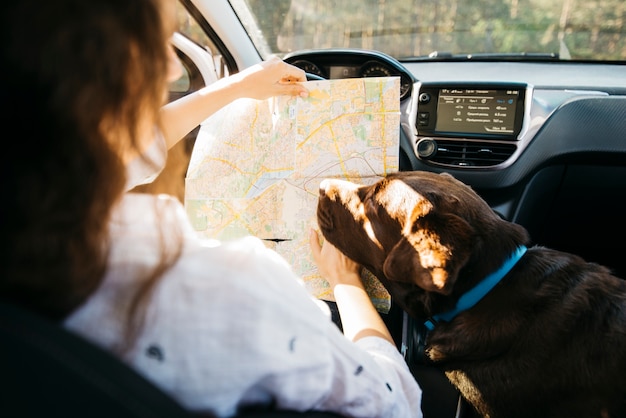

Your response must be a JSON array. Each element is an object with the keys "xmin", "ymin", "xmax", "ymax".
[{"xmin": 228, "ymin": 0, "xmax": 626, "ymax": 62}]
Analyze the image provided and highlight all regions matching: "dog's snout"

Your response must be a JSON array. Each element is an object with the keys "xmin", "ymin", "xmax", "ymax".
[
  {"xmin": 319, "ymin": 178, "xmax": 343, "ymax": 200},
  {"xmin": 318, "ymin": 178, "xmax": 359, "ymax": 199},
  {"xmin": 319, "ymin": 179, "xmax": 330, "ymax": 197}
]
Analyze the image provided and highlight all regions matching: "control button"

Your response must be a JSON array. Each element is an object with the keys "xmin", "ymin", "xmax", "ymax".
[
  {"xmin": 416, "ymin": 138, "xmax": 437, "ymax": 159},
  {"xmin": 417, "ymin": 112, "xmax": 430, "ymax": 126},
  {"xmin": 418, "ymin": 92, "xmax": 431, "ymax": 103}
]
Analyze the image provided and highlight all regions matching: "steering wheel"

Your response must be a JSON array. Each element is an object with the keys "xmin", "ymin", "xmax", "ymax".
[{"xmin": 305, "ymin": 72, "xmax": 325, "ymax": 81}]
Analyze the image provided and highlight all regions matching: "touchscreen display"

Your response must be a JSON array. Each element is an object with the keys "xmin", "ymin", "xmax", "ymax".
[{"xmin": 435, "ymin": 88, "xmax": 520, "ymax": 135}]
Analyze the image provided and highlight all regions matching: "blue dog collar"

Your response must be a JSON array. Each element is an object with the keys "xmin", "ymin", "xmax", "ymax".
[{"xmin": 424, "ymin": 245, "xmax": 528, "ymax": 331}]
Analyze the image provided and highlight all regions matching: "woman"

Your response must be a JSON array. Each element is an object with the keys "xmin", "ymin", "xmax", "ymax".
[{"xmin": 0, "ymin": 0, "xmax": 423, "ymax": 417}]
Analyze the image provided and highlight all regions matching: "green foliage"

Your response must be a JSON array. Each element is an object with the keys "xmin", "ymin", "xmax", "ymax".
[{"xmin": 242, "ymin": 0, "xmax": 626, "ymax": 60}]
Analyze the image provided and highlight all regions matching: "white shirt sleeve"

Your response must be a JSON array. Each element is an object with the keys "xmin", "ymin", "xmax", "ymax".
[
  {"xmin": 125, "ymin": 130, "xmax": 167, "ymax": 191},
  {"xmin": 64, "ymin": 193, "xmax": 423, "ymax": 418}
]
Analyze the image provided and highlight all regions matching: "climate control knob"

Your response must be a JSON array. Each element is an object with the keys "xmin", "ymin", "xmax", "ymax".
[{"xmin": 416, "ymin": 138, "xmax": 437, "ymax": 159}]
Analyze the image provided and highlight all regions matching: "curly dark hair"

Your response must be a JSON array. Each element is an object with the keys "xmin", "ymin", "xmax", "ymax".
[{"xmin": 0, "ymin": 0, "xmax": 170, "ymax": 321}]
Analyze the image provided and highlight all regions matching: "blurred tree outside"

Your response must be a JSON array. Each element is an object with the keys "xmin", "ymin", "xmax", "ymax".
[{"xmin": 241, "ymin": 0, "xmax": 626, "ymax": 60}]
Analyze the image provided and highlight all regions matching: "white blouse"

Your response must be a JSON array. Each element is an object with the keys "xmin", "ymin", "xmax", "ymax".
[
  {"xmin": 65, "ymin": 133, "xmax": 423, "ymax": 417},
  {"xmin": 125, "ymin": 130, "xmax": 168, "ymax": 191}
]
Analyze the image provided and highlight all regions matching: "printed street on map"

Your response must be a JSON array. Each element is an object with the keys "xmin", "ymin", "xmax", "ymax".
[{"xmin": 184, "ymin": 77, "xmax": 400, "ymax": 312}]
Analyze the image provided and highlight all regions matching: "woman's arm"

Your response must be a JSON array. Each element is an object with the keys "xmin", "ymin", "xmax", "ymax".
[
  {"xmin": 159, "ymin": 56, "xmax": 308, "ymax": 150},
  {"xmin": 309, "ymin": 228, "xmax": 395, "ymax": 345}
]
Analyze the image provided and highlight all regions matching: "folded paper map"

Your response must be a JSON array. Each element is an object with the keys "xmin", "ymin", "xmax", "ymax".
[{"xmin": 184, "ymin": 77, "xmax": 400, "ymax": 313}]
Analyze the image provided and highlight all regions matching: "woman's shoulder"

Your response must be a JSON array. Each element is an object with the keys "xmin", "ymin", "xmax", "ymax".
[
  {"xmin": 175, "ymin": 233, "xmax": 307, "ymax": 300},
  {"xmin": 107, "ymin": 192, "xmax": 319, "ymax": 315}
]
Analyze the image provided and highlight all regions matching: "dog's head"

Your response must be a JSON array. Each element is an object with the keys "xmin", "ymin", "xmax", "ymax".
[{"xmin": 316, "ymin": 171, "xmax": 529, "ymax": 317}]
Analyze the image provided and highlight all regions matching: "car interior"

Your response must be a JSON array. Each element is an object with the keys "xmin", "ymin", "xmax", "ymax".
[{"xmin": 4, "ymin": 0, "xmax": 626, "ymax": 417}]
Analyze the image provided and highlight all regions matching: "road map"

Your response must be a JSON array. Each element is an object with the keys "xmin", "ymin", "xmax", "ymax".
[{"xmin": 184, "ymin": 77, "xmax": 400, "ymax": 312}]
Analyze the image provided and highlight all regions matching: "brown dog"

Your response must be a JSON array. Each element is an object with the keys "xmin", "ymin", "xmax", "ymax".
[{"xmin": 316, "ymin": 170, "xmax": 626, "ymax": 418}]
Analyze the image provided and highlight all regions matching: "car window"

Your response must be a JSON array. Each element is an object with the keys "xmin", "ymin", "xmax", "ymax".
[
  {"xmin": 228, "ymin": 0, "xmax": 626, "ymax": 62},
  {"xmin": 175, "ymin": 0, "xmax": 229, "ymax": 80},
  {"xmin": 176, "ymin": 1, "xmax": 210, "ymax": 47},
  {"xmin": 135, "ymin": 0, "xmax": 223, "ymax": 200},
  {"xmin": 169, "ymin": 56, "xmax": 190, "ymax": 94},
  {"xmin": 168, "ymin": 1, "xmax": 210, "ymax": 99}
]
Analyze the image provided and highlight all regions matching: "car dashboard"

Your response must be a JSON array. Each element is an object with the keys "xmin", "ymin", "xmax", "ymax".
[
  {"xmin": 285, "ymin": 48, "xmax": 626, "ymax": 418},
  {"xmin": 285, "ymin": 49, "xmax": 626, "ymax": 282}
]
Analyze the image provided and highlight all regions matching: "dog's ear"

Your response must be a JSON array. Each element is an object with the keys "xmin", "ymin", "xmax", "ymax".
[{"xmin": 382, "ymin": 212, "xmax": 473, "ymax": 294}]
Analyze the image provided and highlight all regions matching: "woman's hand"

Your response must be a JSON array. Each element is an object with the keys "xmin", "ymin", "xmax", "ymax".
[
  {"xmin": 232, "ymin": 56, "xmax": 309, "ymax": 100},
  {"xmin": 309, "ymin": 228, "xmax": 363, "ymax": 290},
  {"xmin": 309, "ymin": 228, "xmax": 394, "ymax": 344}
]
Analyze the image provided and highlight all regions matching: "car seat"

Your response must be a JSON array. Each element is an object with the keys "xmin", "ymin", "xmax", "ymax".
[{"xmin": 0, "ymin": 301, "xmax": 344, "ymax": 418}]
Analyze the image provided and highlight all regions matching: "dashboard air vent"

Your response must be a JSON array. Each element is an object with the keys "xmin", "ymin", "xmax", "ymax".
[{"xmin": 424, "ymin": 139, "xmax": 517, "ymax": 167}]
